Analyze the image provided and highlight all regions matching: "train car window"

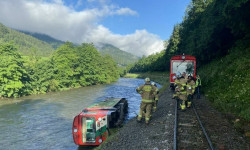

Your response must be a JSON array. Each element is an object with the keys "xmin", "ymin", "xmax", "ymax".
[
  {"xmin": 82, "ymin": 117, "xmax": 96, "ymax": 143},
  {"xmin": 172, "ymin": 61, "xmax": 194, "ymax": 75}
]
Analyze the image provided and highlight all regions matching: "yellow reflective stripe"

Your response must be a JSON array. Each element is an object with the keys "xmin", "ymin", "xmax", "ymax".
[
  {"xmin": 180, "ymin": 91, "xmax": 186, "ymax": 94},
  {"xmin": 138, "ymin": 115, "xmax": 142, "ymax": 117},
  {"xmin": 142, "ymin": 85, "xmax": 152, "ymax": 92},
  {"xmin": 142, "ymin": 99, "xmax": 154, "ymax": 103},
  {"xmin": 145, "ymin": 117, "xmax": 150, "ymax": 121}
]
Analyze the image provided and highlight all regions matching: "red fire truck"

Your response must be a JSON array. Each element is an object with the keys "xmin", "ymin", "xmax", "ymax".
[
  {"xmin": 170, "ymin": 55, "xmax": 196, "ymax": 89},
  {"xmin": 72, "ymin": 98, "xmax": 128, "ymax": 146}
]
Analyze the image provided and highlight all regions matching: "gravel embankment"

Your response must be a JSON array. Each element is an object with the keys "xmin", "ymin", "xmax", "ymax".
[
  {"xmin": 99, "ymin": 88, "xmax": 250, "ymax": 150},
  {"xmin": 100, "ymin": 88, "xmax": 176, "ymax": 150}
]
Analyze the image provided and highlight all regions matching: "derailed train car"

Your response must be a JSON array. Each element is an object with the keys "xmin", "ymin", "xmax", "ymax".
[{"xmin": 72, "ymin": 98, "xmax": 128, "ymax": 146}]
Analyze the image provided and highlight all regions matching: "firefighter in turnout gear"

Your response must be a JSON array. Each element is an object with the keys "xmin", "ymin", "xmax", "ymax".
[
  {"xmin": 136, "ymin": 78, "xmax": 157, "ymax": 124},
  {"xmin": 186, "ymin": 75, "xmax": 196, "ymax": 108},
  {"xmin": 177, "ymin": 76, "xmax": 188, "ymax": 110},
  {"xmin": 172, "ymin": 72, "xmax": 181, "ymax": 99},
  {"xmin": 151, "ymin": 82, "xmax": 159, "ymax": 112}
]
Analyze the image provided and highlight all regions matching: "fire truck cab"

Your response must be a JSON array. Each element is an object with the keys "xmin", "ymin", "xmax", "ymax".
[{"xmin": 170, "ymin": 55, "xmax": 196, "ymax": 90}]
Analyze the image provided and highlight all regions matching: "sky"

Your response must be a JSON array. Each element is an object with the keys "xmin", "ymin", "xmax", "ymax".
[{"xmin": 0, "ymin": 0, "xmax": 191, "ymax": 57}]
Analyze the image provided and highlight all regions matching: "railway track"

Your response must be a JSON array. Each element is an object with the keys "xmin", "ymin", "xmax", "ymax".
[{"xmin": 174, "ymin": 99, "xmax": 215, "ymax": 150}]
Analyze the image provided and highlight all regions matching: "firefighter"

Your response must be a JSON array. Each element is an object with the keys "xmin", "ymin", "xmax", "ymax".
[
  {"xmin": 182, "ymin": 72, "xmax": 188, "ymax": 81},
  {"xmin": 195, "ymin": 75, "xmax": 202, "ymax": 99},
  {"xmin": 177, "ymin": 75, "xmax": 188, "ymax": 110},
  {"xmin": 186, "ymin": 75, "xmax": 195, "ymax": 108},
  {"xmin": 172, "ymin": 72, "xmax": 181, "ymax": 99},
  {"xmin": 151, "ymin": 82, "xmax": 159, "ymax": 112},
  {"xmin": 136, "ymin": 77, "xmax": 157, "ymax": 124}
]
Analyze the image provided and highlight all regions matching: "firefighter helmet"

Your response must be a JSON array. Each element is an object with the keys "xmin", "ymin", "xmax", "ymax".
[
  {"xmin": 176, "ymin": 72, "xmax": 181, "ymax": 78},
  {"xmin": 145, "ymin": 77, "xmax": 150, "ymax": 82}
]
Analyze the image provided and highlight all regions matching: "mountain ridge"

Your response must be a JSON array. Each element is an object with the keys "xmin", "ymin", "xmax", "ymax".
[
  {"xmin": 96, "ymin": 43, "xmax": 140, "ymax": 66},
  {"xmin": 0, "ymin": 23, "xmax": 55, "ymax": 56}
]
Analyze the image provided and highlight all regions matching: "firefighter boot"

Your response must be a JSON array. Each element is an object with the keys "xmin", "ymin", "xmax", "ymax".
[
  {"xmin": 180, "ymin": 104, "xmax": 186, "ymax": 111},
  {"xmin": 180, "ymin": 100, "xmax": 186, "ymax": 111},
  {"xmin": 137, "ymin": 115, "xmax": 142, "ymax": 123},
  {"xmin": 187, "ymin": 102, "xmax": 191, "ymax": 108},
  {"xmin": 145, "ymin": 117, "xmax": 150, "ymax": 125}
]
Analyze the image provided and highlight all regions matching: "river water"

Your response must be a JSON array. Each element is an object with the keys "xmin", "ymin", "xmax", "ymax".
[{"xmin": 0, "ymin": 78, "xmax": 160, "ymax": 150}]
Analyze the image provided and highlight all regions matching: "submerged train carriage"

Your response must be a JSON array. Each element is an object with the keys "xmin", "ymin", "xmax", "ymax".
[
  {"xmin": 170, "ymin": 55, "xmax": 196, "ymax": 89},
  {"xmin": 72, "ymin": 98, "xmax": 128, "ymax": 146}
]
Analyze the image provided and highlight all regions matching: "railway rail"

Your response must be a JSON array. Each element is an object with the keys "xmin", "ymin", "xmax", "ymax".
[{"xmin": 173, "ymin": 99, "xmax": 215, "ymax": 150}]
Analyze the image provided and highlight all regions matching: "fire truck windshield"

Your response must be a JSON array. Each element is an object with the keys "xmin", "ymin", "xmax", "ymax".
[{"xmin": 172, "ymin": 61, "xmax": 194, "ymax": 75}]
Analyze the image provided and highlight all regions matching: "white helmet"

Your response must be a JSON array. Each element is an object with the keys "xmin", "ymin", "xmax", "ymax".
[
  {"xmin": 145, "ymin": 77, "xmax": 150, "ymax": 82},
  {"xmin": 176, "ymin": 72, "xmax": 181, "ymax": 78}
]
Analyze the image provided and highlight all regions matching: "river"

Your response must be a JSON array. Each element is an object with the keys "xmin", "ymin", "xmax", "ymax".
[{"xmin": 0, "ymin": 78, "xmax": 160, "ymax": 150}]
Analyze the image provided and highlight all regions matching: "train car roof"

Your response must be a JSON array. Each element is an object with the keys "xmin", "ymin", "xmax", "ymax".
[
  {"xmin": 81, "ymin": 98, "xmax": 123, "ymax": 112},
  {"xmin": 88, "ymin": 98, "xmax": 122, "ymax": 109},
  {"xmin": 171, "ymin": 55, "xmax": 196, "ymax": 60},
  {"xmin": 80, "ymin": 98, "xmax": 123, "ymax": 116}
]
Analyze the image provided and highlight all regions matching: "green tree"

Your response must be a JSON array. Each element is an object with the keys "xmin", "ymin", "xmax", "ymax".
[{"xmin": 0, "ymin": 43, "xmax": 30, "ymax": 97}]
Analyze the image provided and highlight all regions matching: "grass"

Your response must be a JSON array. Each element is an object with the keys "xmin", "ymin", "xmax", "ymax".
[
  {"xmin": 124, "ymin": 72, "xmax": 169, "ymax": 85},
  {"xmin": 198, "ymin": 41, "xmax": 250, "ymax": 137}
]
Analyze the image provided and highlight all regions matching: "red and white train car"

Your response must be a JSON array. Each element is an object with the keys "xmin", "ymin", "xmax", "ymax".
[{"xmin": 72, "ymin": 98, "xmax": 128, "ymax": 146}]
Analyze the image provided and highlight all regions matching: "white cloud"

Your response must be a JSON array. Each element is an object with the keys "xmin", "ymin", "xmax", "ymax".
[
  {"xmin": 84, "ymin": 26, "xmax": 164, "ymax": 56},
  {"xmin": 115, "ymin": 8, "xmax": 138, "ymax": 16},
  {"xmin": 0, "ymin": 0, "xmax": 163, "ymax": 56}
]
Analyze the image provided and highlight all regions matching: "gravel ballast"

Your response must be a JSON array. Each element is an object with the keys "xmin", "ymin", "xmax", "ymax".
[{"xmin": 99, "ymin": 88, "xmax": 249, "ymax": 150}]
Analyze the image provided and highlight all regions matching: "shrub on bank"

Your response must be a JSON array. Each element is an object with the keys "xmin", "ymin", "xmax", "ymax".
[{"xmin": 198, "ymin": 41, "xmax": 250, "ymax": 122}]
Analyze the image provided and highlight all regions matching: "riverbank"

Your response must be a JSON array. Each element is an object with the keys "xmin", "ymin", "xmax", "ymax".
[{"xmin": 96, "ymin": 88, "xmax": 250, "ymax": 150}]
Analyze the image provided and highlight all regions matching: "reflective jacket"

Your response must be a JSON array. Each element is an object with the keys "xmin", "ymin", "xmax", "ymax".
[
  {"xmin": 187, "ymin": 80, "xmax": 195, "ymax": 94},
  {"xmin": 196, "ymin": 78, "xmax": 201, "ymax": 87},
  {"xmin": 136, "ymin": 83, "xmax": 157, "ymax": 103}
]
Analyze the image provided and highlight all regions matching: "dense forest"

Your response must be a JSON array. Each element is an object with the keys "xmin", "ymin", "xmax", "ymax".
[
  {"xmin": 129, "ymin": 0, "xmax": 250, "ymax": 121},
  {"xmin": 0, "ymin": 42, "xmax": 119, "ymax": 98},
  {"xmin": 0, "ymin": 23, "xmax": 140, "ymax": 98}
]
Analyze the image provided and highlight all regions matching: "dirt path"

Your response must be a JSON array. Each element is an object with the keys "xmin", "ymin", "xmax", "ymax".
[{"xmin": 99, "ymin": 88, "xmax": 249, "ymax": 150}]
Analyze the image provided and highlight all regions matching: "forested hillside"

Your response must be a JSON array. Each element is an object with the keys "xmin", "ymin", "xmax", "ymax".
[
  {"xmin": 17, "ymin": 30, "xmax": 139, "ymax": 66},
  {"xmin": 128, "ymin": 50, "xmax": 166, "ymax": 72},
  {"xmin": 19, "ymin": 30, "xmax": 65, "ymax": 49},
  {"xmin": 0, "ymin": 23, "xmax": 55, "ymax": 56},
  {"xmin": 0, "ymin": 42, "xmax": 119, "ymax": 98},
  {"xmin": 129, "ymin": 0, "xmax": 250, "ymax": 122},
  {"xmin": 96, "ymin": 43, "xmax": 140, "ymax": 66}
]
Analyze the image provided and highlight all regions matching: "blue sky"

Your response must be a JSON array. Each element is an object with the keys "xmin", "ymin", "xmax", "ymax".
[
  {"xmin": 62, "ymin": 0, "xmax": 190, "ymax": 40},
  {"xmin": 0, "ymin": 0, "xmax": 191, "ymax": 56},
  {"xmin": 100, "ymin": 0, "xmax": 190, "ymax": 40}
]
